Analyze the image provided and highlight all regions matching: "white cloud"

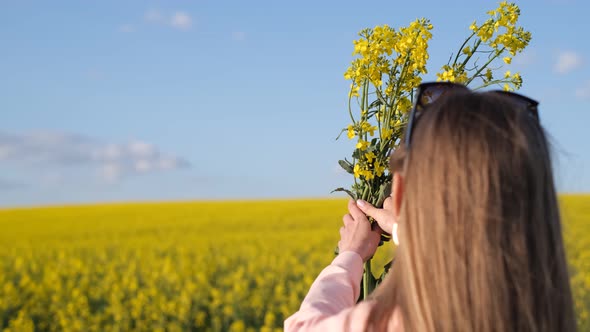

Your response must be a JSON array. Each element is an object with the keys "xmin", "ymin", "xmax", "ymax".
[
  {"xmin": 575, "ymin": 81, "xmax": 590, "ymax": 100},
  {"xmin": 0, "ymin": 145, "xmax": 13, "ymax": 159},
  {"xmin": 134, "ymin": 160, "xmax": 153, "ymax": 173},
  {"xmin": 0, "ymin": 131, "xmax": 191, "ymax": 184},
  {"xmin": 100, "ymin": 163, "xmax": 121, "ymax": 183},
  {"xmin": 97, "ymin": 144, "xmax": 122, "ymax": 161},
  {"xmin": 128, "ymin": 140, "xmax": 156, "ymax": 158},
  {"xmin": 170, "ymin": 11, "xmax": 192, "ymax": 30},
  {"xmin": 142, "ymin": 9, "xmax": 193, "ymax": 30},
  {"xmin": 554, "ymin": 51, "xmax": 583, "ymax": 74},
  {"xmin": 158, "ymin": 157, "xmax": 180, "ymax": 170},
  {"xmin": 232, "ymin": 31, "xmax": 246, "ymax": 41}
]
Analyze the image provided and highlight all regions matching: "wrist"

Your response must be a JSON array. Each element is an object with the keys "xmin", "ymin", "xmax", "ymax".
[
  {"xmin": 336, "ymin": 250, "xmax": 364, "ymax": 264},
  {"xmin": 338, "ymin": 247, "xmax": 364, "ymax": 261}
]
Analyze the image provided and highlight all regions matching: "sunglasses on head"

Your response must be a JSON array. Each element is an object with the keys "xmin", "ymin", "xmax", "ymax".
[{"xmin": 404, "ymin": 82, "xmax": 540, "ymax": 149}]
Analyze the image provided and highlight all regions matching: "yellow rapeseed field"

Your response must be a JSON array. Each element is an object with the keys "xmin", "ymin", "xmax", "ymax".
[{"xmin": 0, "ymin": 196, "xmax": 588, "ymax": 331}]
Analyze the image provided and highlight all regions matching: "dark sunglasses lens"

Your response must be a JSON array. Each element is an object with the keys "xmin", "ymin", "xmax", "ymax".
[
  {"xmin": 508, "ymin": 96, "xmax": 531, "ymax": 110},
  {"xmin": 418, "ymin": 85, "xmax": 458, "ymax": 112},
  {"xmin": 492, "ymin": 92, "xmax": 539, "ymax": 119},
  {"xmin": 407, "ymin": 85, "xmax": 454, "ymax": 147}
]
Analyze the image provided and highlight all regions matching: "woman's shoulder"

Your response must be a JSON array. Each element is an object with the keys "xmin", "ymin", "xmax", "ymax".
[
  {"xmin": 285, "ymin": 300, "xmax": 403, "ymax": 332},
  {"xmin": 344, "ymin": 301, "xmax": 404, "ymax": 332},
  {"xmin": 363, "ymin": 301, "xmax": 405, "ymax": 332}
]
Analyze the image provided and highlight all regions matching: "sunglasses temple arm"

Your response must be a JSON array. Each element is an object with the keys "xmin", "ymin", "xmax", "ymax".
[{"xmin": 405, "ymin": 87, "xmax": 422, "ymax": 148}]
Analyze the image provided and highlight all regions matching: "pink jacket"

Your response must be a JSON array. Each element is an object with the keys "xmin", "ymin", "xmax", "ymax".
[{"xmin": 284, "ymin": 251, "xmax": 403, "ymax": 331}]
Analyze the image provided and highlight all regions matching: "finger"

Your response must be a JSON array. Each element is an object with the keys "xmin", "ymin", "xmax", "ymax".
[
  {"xmin": 342, "ymin": 214, "xmax": 354, "ymax": 226},
  {"xmin": 339, "ymin": 226, "xmax": 346, "ymax": 239},
  {"xmin": 382, "ymin": 197, "xmax": 393, "ymax": 210},
  {"xmin": 347, "ymin": 199, "xmax": 360, "ymax": 217},
  {"xmin": 356, "ymin": 199, "xmax": 387, "ymax": 221},
  {"xmin": 349, "ymin": 199, "xmax": 370, "ymax": 222},
  {"xmin": 371, "ymin": 221, "xmax": 385, "ymax": 234},
  {"xmin": 371, "ymin": 229, "xmax": 383, "ymax": 245}
]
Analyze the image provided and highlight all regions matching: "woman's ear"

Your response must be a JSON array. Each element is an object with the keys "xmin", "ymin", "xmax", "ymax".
[{"xmin": 392, "ymin": 172, "xmax": 404, "ymax": 220}]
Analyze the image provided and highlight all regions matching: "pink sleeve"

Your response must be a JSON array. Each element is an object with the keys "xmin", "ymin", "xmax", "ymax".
[{"xmin": 284, "ymin": 251, "xmax": 373, "ymax": 331}]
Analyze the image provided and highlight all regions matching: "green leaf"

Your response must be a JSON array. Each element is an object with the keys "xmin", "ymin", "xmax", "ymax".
[
  {"xmin": 331, "ymin": 188, "xmax": 356, "ymax": 200},
  {"xmin": 338, "ymin": 159, "xmax": 354, "ymax": 174}
]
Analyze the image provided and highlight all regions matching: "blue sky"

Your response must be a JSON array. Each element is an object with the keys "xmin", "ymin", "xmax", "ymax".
[{"xmin": 0, "ymin": 0, "xmax": 588, "ymax": 207}]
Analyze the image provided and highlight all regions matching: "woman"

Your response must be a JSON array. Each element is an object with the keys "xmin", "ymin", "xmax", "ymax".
[{"xmin": 284, "ymin": 83, "xmax": 576, "ymax": 331}]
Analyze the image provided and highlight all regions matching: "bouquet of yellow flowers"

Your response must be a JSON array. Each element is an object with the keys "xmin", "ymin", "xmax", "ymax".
[{"xmin": 334, "ymin": 1, "xmax": 531, "ymax": 299}]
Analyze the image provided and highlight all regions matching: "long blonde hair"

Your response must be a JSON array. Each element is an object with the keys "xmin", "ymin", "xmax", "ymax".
[{"xmin": 368, "ymin": 91, "xmax": 576, "ymax": 331}]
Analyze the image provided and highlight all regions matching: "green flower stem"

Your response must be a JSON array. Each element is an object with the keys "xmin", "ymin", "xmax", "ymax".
[
  {"xmin": 347, "ymin": 87, "xmax": 357, "ymax": 124},
  {"xmin": 374, "ymin": 80, "xmax": 388, "ymax": 106},
  {"xmin": 452, "ymin": 31, "xmax": 477, "ymax": 65},
  {"xmin": 458, "ymin": 39, "xmax": 482, "ymax": 69},
  {"xmin": 473, "ymin": 78, "xmax": 514, "ymax": 90},
  {"xmin": 366, "ymin": 81, "xmax": 370, "ymax": 113},
  {"xmin": 361, "ymin": 79, "xmax": 369, "ymax": 119},
  {"xmin": 388, "ymin": 62, "xmax": 399, "ymax": 108},
  {"xmin": 376, "ymin": 104, "xmax": 383, "ymax": 139},
  {"xmin": 465, "ymin": 46, "xmax": 506, "ymax": 86},
  {"xmin": 363, "ymin": 259, "xmax": 373, "ymax": 300}
]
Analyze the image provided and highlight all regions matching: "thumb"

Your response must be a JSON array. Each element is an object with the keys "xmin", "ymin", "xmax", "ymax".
[
  {"xmin": 356, "ymin": 199, "xmax": 386, "ymax": 221},
  {"xmin": 356, "ymin": 199, "xmax": 393, "ymax": 234}
]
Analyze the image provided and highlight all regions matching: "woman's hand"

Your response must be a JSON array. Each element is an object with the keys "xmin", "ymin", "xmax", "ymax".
[
  {"xmin": 356, "ymin": 197, "xmax": 396, "ymax": 236},
  {"xmin": 338, "ymin": 199, "xmax": 382, "ymax": 262}
]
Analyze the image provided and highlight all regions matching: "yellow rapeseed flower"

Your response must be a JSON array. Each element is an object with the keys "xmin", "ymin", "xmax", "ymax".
[
  {"xmin": 349, "ymin": 84, "xmax": 360, "ymax": 98},
  {"xmin": 362, "ymin": 170, "xmax": 375, "ymax": 180},
  {"xmin": 374, "ymin": 160, "xmax": 386, "ymax": 176},
  {"xmin": 347, "ymin": 125, "xmax": 355, "ymax": 139},
  {"xmin": 437, "ymin": 68, "xmax": 456, "ymax": 82},
  {"xmin": 356, "ymin": 140, "xmax": 369, "ymax": 150},
  {"xmin": 485, "ymin": 68, "xmax": 493, "ymax": 81},
  {"xmin": 353, "ymin": 164, "xmax": 362, "ymax": 178},
  {"xmin": 381, "ymin": 128, "xmax": 393, "ymax": 140},
  {"xmin": 361, "ymin": 121, "xmax": 377, "ymax": 136},
  {"xmin": 513, "ymin": 72, "xmax": 521, "ymax": 82}
]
